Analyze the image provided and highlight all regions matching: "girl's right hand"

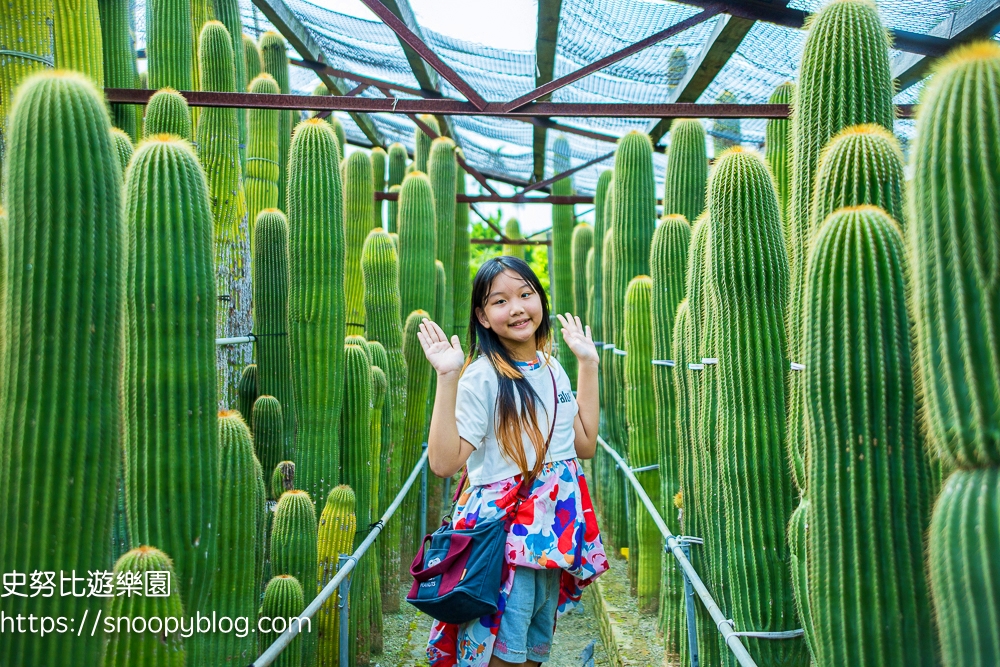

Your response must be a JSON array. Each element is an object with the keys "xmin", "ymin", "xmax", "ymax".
[{"xmin": 417, "ymin": 318, "xmax": 465, "ymax": 377}]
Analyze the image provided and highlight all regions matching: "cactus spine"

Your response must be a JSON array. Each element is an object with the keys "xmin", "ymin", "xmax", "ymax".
[
  {"xmin": 552, "ymin": 135, "xmax": 577, "ymax": 384},
  {"xmin": 401, "ymin": 309, "xmax": 434, "ymax": 563},
  {"xmin": 0, "ymin": 72, "xmax": 123, "ymax": 666},
  {"xmin": 260, "ymin": 31, "xmax": 292, "ymax": 211},
  {"xmin": 454, "ymin": 157, "xmax": 471, "ymax": 342},
  {"xmin": 244, "ymin": 33, "xmax": 263, "ymax": 81},
  {"xmin": 787, "ymin": 0, "xmax": 894, "ymax": 493},
  {"xmin": 260, "ymin": 575, "xmax": 305, "ymax": 667},
  {"xmin": 146, "ymin": 0, "xmax": 192, "ymax": 90},
  {"xmin": 0, "ymin": 0, "xmax": 53, "ymax": 160},
  {"xmin": 143, "ymin": 88, "xmax": 192, "ymax": 140},
  {"xmin": 909, "ymin": 42, "xmax": 1000, "ymax": 667},
  {"xmin": 650, "ymin": 214, "xmax": 689, "ymax": 653},
  {"xmin": 572, "ymin": 223, "xmax": 593, "ymax": 324},
  {"xmin": 345, "ymin": 150, "xmax": 375, "ymax": 334},
  {"xmin": 99, "ymin": 0, "xmax": 139, "ymax": 139},
  {"xmin": 237, "ymin": 363, "xmax": 258, "ymax": 426},
  {"xmin": 624, "ymin": 276, "xmax": 660, "ymax": 612},
  {"xmin": 271, "ymin": 490, "xmax": 318, "ymax": 665},
  {"xmin": 253, "ymin": 396, "xmax": 286, "ymax": 498},
  {"xmin": 212, "ymin": 0, "xmax": 246, "ymax": 162},
  {"xmin": 503, "ymin": 218, "xmax": 526, "ymax": 259},
  {"xmin": 429, "ymin": 137, "xmax": 457, "ymax": 336},
  {"xmin": 765, "ymin": 82, "xmax": 794, "ymax": 233},
  {"xmin": 54, "ymin": 0, "xmax": 104, "ymax": 85},
  {"xmin": 102, "ymin": 548, "xmax": 186, "ymax": 666},
  {"xmin": 414, "ymin": 114, "xmax": 439, "ymax": 172},
  {"xmin": 372, "ymin": 145, "xmax": 387, "ymax": 226},
  {"xmin": 245, "ymin": 74, "xmax": 281, "ymax": 249},
  {"xmin": 398, "ymin": 172, "xmax": 438, "ymax": 321},
  {"xmin": 317, "ymin": 485, "xmax": 357, "ymax": 666},
  {"xmin": 110, "ymin": 127, "xmax": 133, "ymax": 174},
  {"xmin": 663, "ymin": 119, "xmax": 707, "ymax": 224},
  {"xmin": 287, "ymin": 118, "xmax": 346, "ymax": 517},
  {"xmin": 387, "ymin": 142, "xmax": 408, "ymax": 232},
  {"xmin": 362, "ymin": 228, "xmax": 407, "ymax": 609}
]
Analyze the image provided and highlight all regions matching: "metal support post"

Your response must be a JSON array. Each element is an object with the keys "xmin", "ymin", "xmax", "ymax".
[
  {"xmin": 337, "ymin": 554, "xmax": 352, "ymax": 667},
  {"xmin": 419, "ymin": 442, "xmax": 429, "ymax": 543},
  {"xmin": 679, "ymin": 540, "xmax": 700, "ymax": 667}
]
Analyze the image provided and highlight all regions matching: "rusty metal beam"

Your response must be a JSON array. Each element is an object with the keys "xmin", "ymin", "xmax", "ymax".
[
  {"xmin": 374, "ymin": 0, "xmax": 440, "ymax": 92},
  {"xmin": 407, "ymin": 112, "xmax": 499, "ymax": 195},
  {"xmin": 375, "ymin": 191, "xmax": 594, "ymax": 204},
  {"xmin": 504, "ymin": 5, "xmax": 724, "ymax": 113},
  {"xmin": 530, "ymin": 0, "xmax": 565, "ymax": 183},
  {"xmin": 520, "ymin": 151, "xmax": 615, "ymax": 194},
  {"xmin": 472, "ymin": 238, "xmax": 551, "ymax": 246}
]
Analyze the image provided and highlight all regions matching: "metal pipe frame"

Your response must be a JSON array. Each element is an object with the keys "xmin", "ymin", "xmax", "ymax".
[{"xmin": 374, "ymin": 191, "xmax": 595, "ymax": 204}]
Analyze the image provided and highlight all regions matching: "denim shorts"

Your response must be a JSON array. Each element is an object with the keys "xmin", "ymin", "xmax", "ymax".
[{"xmin": 493, "ymin": 566, "xmax": 561, "ymax": 663}]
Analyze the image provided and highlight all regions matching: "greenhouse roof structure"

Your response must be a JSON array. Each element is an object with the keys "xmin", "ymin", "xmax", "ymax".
[{"xmin": 129, "ymin": 0, "xmax": 1000, "ymax": 196}]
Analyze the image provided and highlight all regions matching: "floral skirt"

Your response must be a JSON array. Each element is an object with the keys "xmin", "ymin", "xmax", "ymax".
[{"xmin": 426, "ymin": 458, "xmax": 609, "ymax": 666}]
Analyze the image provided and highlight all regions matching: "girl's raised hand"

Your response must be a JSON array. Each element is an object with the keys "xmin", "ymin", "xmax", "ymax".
[
  {"xmin": 556, "ymin": 313, "xmax": 599, "ymax": 365},
  {"xmin": 417, "ymin": 318, "xmax": 465, "ymax": 377}
]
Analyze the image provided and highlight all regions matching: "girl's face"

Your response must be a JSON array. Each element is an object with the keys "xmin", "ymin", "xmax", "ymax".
[{"xmin": 475, "ymin": 269, "xmax": 543, "ymax": 347}]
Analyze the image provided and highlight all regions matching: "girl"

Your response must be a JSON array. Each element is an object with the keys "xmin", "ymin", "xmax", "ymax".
[{"xmin": 418, "ymin": 256, "xmax": 608, "ymax": 667}]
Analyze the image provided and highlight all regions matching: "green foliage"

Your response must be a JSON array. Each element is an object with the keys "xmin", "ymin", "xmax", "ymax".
[
  {"xmin": 146, "ymin": 0, "xmax": 192, "ymax": 90},
  {"xmin": 143, "ymin": 87, "xmax": 192, "ymax": 140},
  {"xmin": 260, "ymin": 575, "xmax": 305, "ymax": 667},
  {"xmin": 245, "ymin": 73, "xmax": 281, "ymax": 250},
  {"xmin": 317, "ymin": 485, "xmax": 357, "ymax": 666},
  {"xmin": 345, "ymin": 150, "xmax": 375, "ymax": 334},
  {"xmin": 663, "ymin": 119, "xmax": 707, "ymax": 225},
  {"xmin": 503, "ymin": 218, "xmax": 526, "ymax": 259},
  {"xmin": 99, "ymin": 0, "xmax": 139, "ymax": 139}
]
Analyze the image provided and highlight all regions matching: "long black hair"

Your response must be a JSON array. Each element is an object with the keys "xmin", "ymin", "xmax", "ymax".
[{"xmin": 463, "ymin": 256, "xmax": 553, "ymax": 478}]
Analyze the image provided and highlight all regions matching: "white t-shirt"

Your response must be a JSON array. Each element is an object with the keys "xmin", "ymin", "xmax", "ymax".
[{"xmin": 456, "ymin": 351, "xmax": 579, "ymax": 486}]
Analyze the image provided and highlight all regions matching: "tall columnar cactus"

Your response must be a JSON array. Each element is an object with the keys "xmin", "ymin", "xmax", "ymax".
[
  {"xmin": 341, "ymin": 343, "xmax": 375, "ymax": 665},
  {"xmin": 805, "ymin": 206, "xmax": 936, "ymax": 666},
  {"xmin": 273, "ymin": 461, "xmax": 295, "ymax": 496},
  {"xmin": 765, "ymin": 82, "xmax": 794, "ymax": 235},
  {"xmin": 121, "ymin": 134, "xmax": 218, "ymax": 616},
  {"xmin": 372, "ymin": 145, "xmax": 387, "ymax": 226},
  {"xmin": 368, "ymin": 354, "xmax": 388, "ymax": 521},
  {"xmin": 624, "ymin": 276, "xmax": 660, "ymax": 612},
  {"xmin": 260, "ymin": 575, "xmax": 305, "ymax": 667},
  {"xmin": 271, "ymin": 490, "xmax": 319, "ymax": 665},
  {"xmin": 331, "ymin": 114, "xmax": 346, "ymax": 160},
  {"xmin": 253, "ymin": 209, "xmax": 296, "ymax": 456},
  {"xmin": 709, "ymin": 148, "xmax": 807, "ymax": 665},
  {"xmin": 663, "ymin": 119, "xmax": 707, "ymax": 224},
  {"xmin": 572, "ymin": 223, "xmax": 594, "ymax": 324},
  {"xmin": 600, "ymin": 226, "xmax": 625, "ymax": 546},
  {"xmin": 99, "ymin": 0, "xmax": 139, "ymax": 139},
  {"xmin": 909, "ymin": 42, "xmax": 1000, "ymax": 667},
  {"xmin": 787, "ymin": 497, "xmax": 815, "ymax": 657},
  {"xmin": 787, "ymin": 0, "xmax": 894, "ymax": 493},
  {"xmin": 54, "ymin": 0, "xmax": 104, "ymax": 85},
  {"xmin": 245, "ymin": 73, "xmax": 281, "ymax": 249},
  {"xmin": 362, "ymin": 228, "xmax": 407, "ymax": 609},
  {"xmin": 552, "ymin": 135, "xmax": 578, "ymax": 384},
  {"xmin": 237, "ymin": 363, "xmax": 258, "ymax": 426},
  {"xmin": 287, "ymin": 118, "xmax": 346, "ymax": 517},
  {"xmin": 401, "ymin": 309, "xmax": 434, "ymax": 563},
  {"xmin": 244, "ymin": 33, "xmax": 263, "ymax": 80},
  {"xmin": 143, "ymin": 87, "xmax": 192, "ymax": 140},
  {"xmin": 591, "ymin": 170, "xmax": 612, "ymax": 506},
  {"xmin": 368, "ymin": 362, "xmax": 387, "ymax": 652},
  {"xmin": 189, "ymin": 0, "xmax": 211, "ymax": 105},
  {"xmin": 193, "ymin": 412, "xmax": 265, "ymax": 666},
  {"xmin": 454, "ymin": 157, "xmax": 471, "ymax": 342},
  {"xmin": 414, "ymin": 114, "xmax": 440, "ymax": 172},
  {"xmin": 0, "ymin": 0, "xmax": 53, "ymax": 160},
  {"xmin": 197, "ymin": 21, "xmax": 252, "ymax": 409},
  {"xmin": 0, "ymin": 72, "xmax": 123, "ymax": 666},
  {"xmin": 253, "ymin": 396, "xmax": 286, "ymax": 499},
  {"xmin": 212, "ymin": 0, "xmax": 246, "ymax": 161},
  {"xmin": 429, "ymin": 137, "xmax": 457, "ymax": 335},
  {"xmin": 111, "ymin": 127, "xmax": 133, "ymax": 174},
  {"xmin": 397, "ymin": 172, "xmax": 439, "ymax": 330},
  {"xmin": 711, "ymin": 90, "xmax": 740, "ymax": 156},
  {"xmin": 503, "ymin": 218, "xmax": 526, "ymax": 259},
  {"xmin": 387, "ymin": 142, "xmax": 408, "ymax": 232},
  {"xmin": 345, "ymin": 150, "xmax": 375, "ymax": 334},
  {"xmin": 650, "ymin": 213, "xmax": 689, "ymax": 653},
  {"xmin": 317, "ymin": 485, "xmax": 357, "ymax": 667},
  {"xmin": 260, "ymin": 31, "xmax": 293, "ymax": 211},
  {"xmin": 146, "ymin": 0, "xmax": 192, "ymax": 90},
  {"xmin": 102, "ymin": 547, "xmax": 186, "ymax": 667}
]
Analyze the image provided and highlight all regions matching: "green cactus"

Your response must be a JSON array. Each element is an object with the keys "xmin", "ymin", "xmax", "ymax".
[
  {"xmin": 786, "ymin": 0, "xmax": 894, "ymax": 494},
  {"xmin": 146, "ymin": 0, "xmax": 192, "ymax": 90},
  {"xmin": 414, "ymin": 114, "xmax": 440, "ymax": 172},
  {"xmin": 192, "ymin": 412, "xmax": 265, "ymax": 665},
  {"xmin": 804, "ymin": 205, "xmax": 936, "ymax": 666},
  {"xmin": 110, "ymin": 127, "xmax": 133, "ymax": 174},
  {"xmin": 253, "ymin": 396, "xmax": 286, "ymax": 499},
  {"xmin": 345, "ymin": 150, "xmax": 375, "ymax": 334},
  {"xmin": 764, "ymin": 82, "xmax": 794, "ymax": 235},
  {"xmin": 590, "ymin": 170, "xmax": 612, "ymax": 512},
  {"xmin": 909, "ymin": 41, "xmax": 1000, "ymax": 667},
  {"xmin": 454, "ymin": 156, "xmax": 471, "ymax": 342},
  {"xmin": 586, "ymin": 248, "xmax": 595, "ymax": 323},
  {"xmin": 663, "ymin": 119, "xmax": 707, "ymax": 224},
  {"xmin": 0, "ymin": 0, "xmax": 54, "ymax": 160},
  {"xmin": 245, "ymin": 74, "xmax": 281, "ymax": 250},
  {"xmin": 401, "ymin": 309, "xmax": 434, "ymax": 563},
  {"xmin": 341, "ymin": 343, "xmax": 375, "ymax": 665},
  {"xmin": 0, "ymin": 71, "xmax": 123, "ymax": 666},
  {"xmin": 709, "ymin": 148, "xmax": 807, "ymax": 665},
  {"xmin": 317, "ymin": 485, "xmax": 358, "ymax": 667},
  {"xmin": 787, "ymin": 498, "xmax": 815, "ymax": 658},
  {"xmin": 273, "ymin": 460, "xmax": 295, "ymax": 496},
  {"xmin": 572, "ymin": 223, "xmax": 593, "ymax": 324},
  {"xmin": 287, "ymin": 118, "xmax": 346, "ymax": 517},
  {"xmin": 197, "ymin": 20, "xmax": 252, "ymax": 409},
  {"xmin": 398, "ymin": 172, "xmax": 438, "ymax": 322},
  {"xmin": 237, "ymin": 363, "xmax": 258, "ymax": 427},
  {"xmin": 711, "ymin": 90, "xmax": 740, "ymax": 156},
  {"xmin": 552, "ymin": 135, "xmax": 578, "ymax": 384},
  {"xmin": 369, "ymin": 359, "xmax": 388, "ymax": 522},
  {"xmin": 98, "ymin": 0, "xmax": 139, "ymax": 140},
  {"xmin": 243, "ymin": 33, "xmax": 263, "ymax": 81},
  {"xmin": 650, "ymin": 213, "xmax": 689, "ymax": 652},
  {"xmin": 189, "ymin": 0, "xmax": 212, "ymax": 108},
  {"xmin": 503, "ymin": 218, "xmax": 526, "ymax": 259},
  {"xmin": 212, "ymin": 0, "xmax": 245, "ymax": 165},
  {"xmin": 259, "ymin": 31, "xmax": 293, "ymax": 211},
  {"xmin": 260, "ymin": 575, "xmax": 305, "ymax": 667},
  {"xmin": 624, "ymin": 276, "xmax": 660, "ymax": 612},
  {"xmin": 600, "ymin": 224, "xmax": 625, "ymax": 547},
  {"xmin": 331, "ymin": 114, "xmax": 346, "ymax": 160},
  {"xmin": 372, "ymin": 145, "xmax": 387, "ymax": 226},
  {"xmin": 252, "ymin": 209, "xmax": 296, "ymax": 457},
  {"xmin": 361, "ymin": 228, "xmax": 407, "ymax": 611},
  {"xmin": 368, "ymin": 362, "xmax": 387, "ymax": 653},
  {"xmin": 387, "ymin": 144, "xmax": 407, "ymax": 232},
  {"xmin": 271, "ymin": 490, "xmax": 319, "ymax": 665},
  {"xmin": 429, "ymin": 137, "xmax": 457, "ymax": 336},
  {"xmin": 665, "ymin": 46, "xmax": 689, "ymax": 89},
  {"xmin": 102, "ymin": 547, "xmax": 186, "ymax": 667},
  {"xmin": 143, "ymin": 87, "xmax": 192, "ymax": 140},
  {"xmin": 54, "ymin": 0, "xmax": 104, "ymax": 85}
]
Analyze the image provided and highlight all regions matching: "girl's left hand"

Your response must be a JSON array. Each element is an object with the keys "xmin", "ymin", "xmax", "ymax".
[{"xmin": 556, "ymin": 313, "xmax": 600, "ymax": 366}]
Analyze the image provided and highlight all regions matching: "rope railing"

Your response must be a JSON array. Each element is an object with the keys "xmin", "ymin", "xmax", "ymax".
[{"xmin": 249, "ymin": 447, "xmax": 430, "ymax": 667}]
